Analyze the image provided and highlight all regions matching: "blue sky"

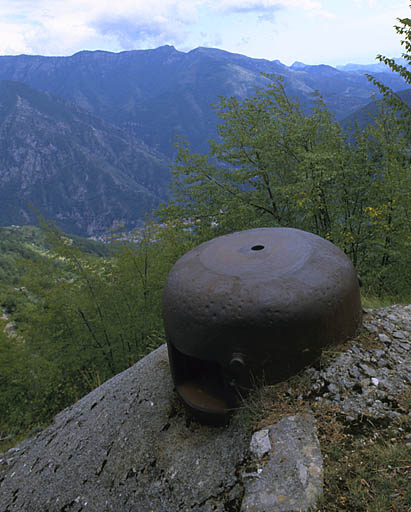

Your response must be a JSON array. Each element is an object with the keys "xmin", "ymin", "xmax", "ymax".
[{"xmin": 0, "ymin": 0, "xmax": 409, "ymax": 66}]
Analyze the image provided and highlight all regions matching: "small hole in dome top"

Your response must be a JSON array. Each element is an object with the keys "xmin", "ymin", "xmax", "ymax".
[{"xmin": 251, "ymin": 245, "xmax": 264, "ymax": 251}]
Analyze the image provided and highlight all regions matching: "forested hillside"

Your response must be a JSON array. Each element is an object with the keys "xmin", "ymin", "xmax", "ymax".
[
  {"xmin": 0, "ymin": 225, "xmax": 108, "ymax": 313},
  {"xmin": 0, "ymin": 43, "xmax": 410, "ymax": 235},
  {"xmin": 0, "ymin": 221, "xmax": 193, "ymax": 444},
  {"xmin": 0, "ymin": 13, "xmax": 410, "ymax": 453}
]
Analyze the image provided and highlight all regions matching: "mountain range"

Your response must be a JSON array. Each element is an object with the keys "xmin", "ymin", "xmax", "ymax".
[{"xmin": 0, "ymin": 45, "xmax": 409, "ymax": 235}]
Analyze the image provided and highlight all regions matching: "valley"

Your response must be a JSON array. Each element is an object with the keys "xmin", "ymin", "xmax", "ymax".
[{"xmin": 0, "ymin": 45, "xmax": 409, "ymax": 236}]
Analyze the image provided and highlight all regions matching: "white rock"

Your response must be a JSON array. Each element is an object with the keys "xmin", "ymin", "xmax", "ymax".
[
  {"xmin": 378, "ymin": 333, "xmax": 391, "ymax": 343},
  {"xmin": 249, "ymin": 429, "xmax": 271, "ymax": 459}
]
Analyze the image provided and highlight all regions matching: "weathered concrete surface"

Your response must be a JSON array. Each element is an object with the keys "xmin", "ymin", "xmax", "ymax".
[
  {"xmin": 1, "ymin": 304, "xmax": 407, "ymax": 512},
  {"xmin": 241, "ymin": 412, "xmax": 323, "ymax": 512},
  {"xmin": 0, "ymin": 345, "xmax": 249, "ymax": 512}
]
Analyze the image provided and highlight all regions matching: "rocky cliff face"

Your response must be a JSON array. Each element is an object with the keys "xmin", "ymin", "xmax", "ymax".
[{"xmin": 0, "ymin": 81, "xmax": 170, "ymax": 235}]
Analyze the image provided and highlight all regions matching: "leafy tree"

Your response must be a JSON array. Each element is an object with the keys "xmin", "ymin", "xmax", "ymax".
[
  {"xmin": 0, "ymin": 319, "xmax": 62, "ymax": 435},
  {"xmin": 360, "ymin": 106, "xmax": 410, "ymax": 294},
  {"xmin": 367, "ymin": 11, "xmax": 411, "ymax": 135},
  {"xmin": 162, "ymin": 71, "xmax": 410, "ymax": 298},
  {"xmin": 1, "ymin": 220, "xmax": 191, "ymax": 430},
  {"xmin": 0, "ymin": 216, "xmax": 193, "ymax": 438},
  {"xmin": 165, "ymin": 76, "xmax": 351, "ymax": 242},
  {"xmin": 363, "ymin": 9, "xmax": 411, "ymax": 294}
]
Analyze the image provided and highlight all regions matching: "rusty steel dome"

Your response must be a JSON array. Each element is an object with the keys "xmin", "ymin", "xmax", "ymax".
[{"xmin": 163, "ymin": 227, "xmax": 362, "ymax": 424}]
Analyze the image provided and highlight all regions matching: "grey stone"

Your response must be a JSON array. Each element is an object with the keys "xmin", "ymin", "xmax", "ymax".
[
  {"xmin": 375, "ymin": 390, "xmax": 387, "ymax": 400},
  {"xmin": 393, "ymin": 331, "xmax": 406, "ymax": 339},
  {"xmin": 341, "ymin": 378, "xmax": 355, "ymax": 389},
  {"xmin": 373, "ymin": 349, "xmax": 385, "ymax": 358},
  {"xmin": 378, "ymin": 333, "xmax": 391, "ymax": 344},
  {"xmin": 250, "ymin": 429, "xmax": 272, "ymax": 459},
  {"xmin": 349, "ymin": 366, "xmax": 361, "ymax": 379},
  {"xmin": 304, "ymin": 305, "xmax": 410, "ymax": 420},
  {"xmin": 350, "ymin": 345, "xmax": 362, "ymax": 355},
  {"xmin": 241, "ymin": 412, "xmax": 323, "ymax": 512},
  {"xmin": 363, "ymin": 322, "xmax": 378, "ymax": 333},
  {"xmin": 359, "ymin": 363, "xmax": 377, "ymax": 377},
  {"xmin": 362, "ymin": 352, "xmax": 371, "ymax": 362},
  {"xmin": 328, "ymin": 383, "xmax": 339, "ymax": 394},
  {"xmin": 0, "ymin": 345, "xmax": 249, "ymax": 512},
  {"xmin": 360, "ymin": 378, "xmax": 371, "ymax": 389}
]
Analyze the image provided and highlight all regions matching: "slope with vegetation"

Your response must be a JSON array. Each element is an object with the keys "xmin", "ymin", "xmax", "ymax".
[
  {"xmin": 0, "ymin": 221, "xmax": 193, "ymax": 443},
  {"xmin": 0, "ymin": 13, "xmax": 410, "ymax": 511},
  {"xmin": 0, "ymin": 37, "xmax": 409, "ymax": 235},
  {"xmin": 163, "ymin": 71, "xmax": 410, "ymax": 298}
]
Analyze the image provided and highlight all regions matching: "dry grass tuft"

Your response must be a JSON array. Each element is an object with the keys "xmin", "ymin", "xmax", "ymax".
[{"xmin": 237, "ymin": 337, "xmax": 411, "ymax": 511}]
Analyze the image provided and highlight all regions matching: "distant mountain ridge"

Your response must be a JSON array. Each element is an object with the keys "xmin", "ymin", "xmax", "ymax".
[
  {"xmin": 336, "ymin": 58, "xmax": 410, "ymax": 73},
  {"xmin": 0, "ymin": 46, "xmax": 408, "ymax": 157},
  {"xmin": 340, "ymin": 88, "xmax": 411, "ymax": 132},
  {"xmin": 0, "ymin": 46, "xmax": 409, "ymax": 235}
]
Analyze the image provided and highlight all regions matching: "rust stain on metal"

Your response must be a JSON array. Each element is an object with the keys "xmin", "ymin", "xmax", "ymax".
[{"xmin": 163, "ymin": 228, "xmax": 362, "ymax": 424}]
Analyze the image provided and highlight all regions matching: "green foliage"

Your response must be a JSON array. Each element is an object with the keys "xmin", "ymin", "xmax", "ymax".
[
  {"xmin": 1, "ymin": 6, "xmax": 410, "ymax": 451},
  {"xmin": 0, "ymin": 220, "xmax": 192, "ymax": 438},
  {"xmin": 0, "ymin": 226, "xmax": 45, "ymax": 284},
  {"xmin": 367, "ymin": 11, "xmax": 411, "ymax": 138},
  {"xmin": 0, "ymin": 225, "xmax": 110, "ymax": 320},
  {"xmin": 162, "ymin": 73, "xmax": 410, "ymax": 298},
  {"xmin": 165, "ymin": 78, "xmax": 348, "ymax": 240},
  {"xmin": 0, "ymin": 323, "xmax": 58, "ymax": 436}
]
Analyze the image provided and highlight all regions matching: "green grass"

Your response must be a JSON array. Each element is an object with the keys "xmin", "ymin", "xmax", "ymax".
[
  {"xmin": 361, "ymin": 290, "xmax": 411, "ymax": 309},
  {"xmin": 361, "ymin": 295, "xmax": 404, "ymax": 309},
  {"xmin": 316, "ymin": 403, "xmax": 410, "ymax": 512},
  {"xmin": 0, "ymin": 432, "xmax": 29, "ymax": 453}
]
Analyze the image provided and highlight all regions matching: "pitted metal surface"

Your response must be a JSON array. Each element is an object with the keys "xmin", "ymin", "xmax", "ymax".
[{"xmin": 163, "ymin": 228, "xmax": 362, "ymax": 423}]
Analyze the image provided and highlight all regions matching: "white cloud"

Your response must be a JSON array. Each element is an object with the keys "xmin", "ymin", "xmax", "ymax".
[
  {"xmin": 0, "ymin": 0, "xmax": 202, "ymax": 54},
  {"xmin": 0, "ymin": 0, "xmax": 408, "ymax": 62},
  {"xmin": 0, "ymin": 0, "xmax": 336, "ymax": 55},
  {"xmin": 213, "ymin": 0, "xmax": 332, "ymax": 19},
  {"xmin": 214, "ymin": 0, "xmax": 322, "ymax": 10},
  {"xmin": 0, "ymin": 22, "xmax": 33, "ymax": 54}
]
